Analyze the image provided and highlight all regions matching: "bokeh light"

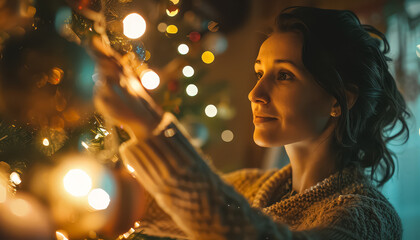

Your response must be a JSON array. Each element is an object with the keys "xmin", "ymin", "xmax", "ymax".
[
  {"xmin": 126, "ymin": 164, "xmax": 135, "ymax": 173},
  {"xmin": 123, "ymin": 13, "xmax": 146, "ymax": 39},
  {"xmin": 166, "ymin": 8, "xmax": 179, "ymax": 17},
  {"xmin": 202, "ymin": 51, "xmax": 215, "ymax": 64},
  {"xmin": 63, "ymin": 169, "xmax": 92, "ymax": 197},
  {"xmin": 9, "ymin": 198, "xmax": 30, "ymax": 217},
  {"xmin": 166, "ymin": 25, "xmax": 178, "ymax": 34},
  {"xmin": 10, "ymin": 172, "xmax": 21, "ymax": 185},
  {"xmin": 140, "ymin": 70, "xmax": 160, "ymax": 90},
  {"xmin": 157, "ymin": 22, "xmax": 167, "ymax": 33},
  {"xmin": 189, "ymin": 31, "xmax": 201, "ymax": 42},
  {"xmin": 178, "ymin": 43, "xmax": 189, "ymax": 55},
  {"xmin": 88, "ymin": 188, "xmax": 110, "ymax": 210},
  {"xmin": 170, "ymin": 0, "xmax": 180, "ymax": 4},
  {"xmin": 42, "ymin": 138, "xmax": 50, "ymax": 146},
  {"xmin": 221, "ymin": 130, "xmax": 234, "ymax": 142},
  {"xmin": 186, "ymin": 84, "xmax": 198, "ymax": 96},
  {"xmin": 182, "ymin": 66, "xmax": 194, "ymax": 77},
  {"xmin": 205, "ymin": 104, "xmax": 217, "ymax": 118},
  {"xmin": 56, "ymin": 231, "xmax": 69, "ymax": 240}
]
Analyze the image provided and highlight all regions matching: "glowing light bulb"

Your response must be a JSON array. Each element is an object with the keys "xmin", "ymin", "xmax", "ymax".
[
  {"xmin": 126, "ymin": 164, "xmax": 135, "ymax": 173},
  {"xmin": 63, "ymin": 169, "xmax": 92, "ymax": 197},
  {"xmin": 123, "ymin": 13, "xmax": 146, "ymax": 39},
  {"xmin": 56, "ymin": 231, "xmax": 69, "ymax": 240},
  {"xmin": 10, "ymin": 172, "xmax": 21, "ymax": 185},
  {"xmin": 205, "ymin": 104, "xmax": 217, "ymax": 118},
  {"xmin": 166, "ymin": 25, "xmax": 178, "ymax": 34},
  {"xmin": 221, "ymin": 130, "xmax": 234, "ymax": 142},
  {"xmin": 202, "ymin": 51, "xmax": 215, "ymax": 64},
  {"xmin": 81, "ymin": 141, "xmax": 89, "ymax": 149},
  {"xmin": 182, "ymin": 66, "xmax": 194, "ymax": 77},
  {"xmin": 88, "ymin": 188, "xmax": 110, "ymax": 210},
  {"xmin": 140, "ymin": 70, "xmax": 160, "ymax": 90},
  {"xmin": 43, "ymin": 138, "xmax": 49, "ymax": 146},
  {"xmin": 186, "ymin": 84, "xmax": 198, "ymax": 96},
  {"xmin": 178, "ymin": 44, "xmax": 189, "ymax": 55}
]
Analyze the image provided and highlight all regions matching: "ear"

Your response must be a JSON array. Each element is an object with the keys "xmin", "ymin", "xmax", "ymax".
[{"xmin": 330, "ymin": 85, "xmax": 358, "ymax": 117}]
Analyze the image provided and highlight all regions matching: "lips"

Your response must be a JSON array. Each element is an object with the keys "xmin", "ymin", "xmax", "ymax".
[{"xmin": 253, "ymin": 116, "xmax": 277, "ymax": 124}]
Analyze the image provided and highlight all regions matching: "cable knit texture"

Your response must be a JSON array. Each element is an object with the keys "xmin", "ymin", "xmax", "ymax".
[{"xmin": 119, "ymin": 113, "xmax": 402, "ymax": 240}]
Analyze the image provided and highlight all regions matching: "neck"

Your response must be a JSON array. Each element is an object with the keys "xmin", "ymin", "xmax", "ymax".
[{"xmin": 284, "ymin": 125, "xmax": 338, "ymax": 193}]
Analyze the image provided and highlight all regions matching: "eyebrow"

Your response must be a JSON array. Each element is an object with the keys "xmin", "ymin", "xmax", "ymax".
[{"xmin": 255, "ymin": 59, "xmax": 298, "ymax": 67}]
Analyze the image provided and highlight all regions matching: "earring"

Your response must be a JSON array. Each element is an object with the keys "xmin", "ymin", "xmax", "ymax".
[{"xmin": 331, "ymin": 112, "xmax": 338, "ymax": 117}]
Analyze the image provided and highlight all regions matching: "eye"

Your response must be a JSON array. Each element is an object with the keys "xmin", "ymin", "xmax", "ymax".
[
  {"xmin": 255, "ymin": 71, "xmax": 263, "ymax": 80},
  {"xmin": 277, "ymin": 71, "xmax": 294, "ymax": 81}
]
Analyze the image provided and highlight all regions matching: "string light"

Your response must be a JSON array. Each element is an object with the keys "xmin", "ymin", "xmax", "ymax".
[
  {"xmin": 126, "ymin": 164, "xmax": 135, "ymax": 173},
  {"xmin": 42, "ymin": 138, "xmax": 50, "ymax": 146},
  {"xmin": 140, "ymin": 70, "xmax": 160, "ymax": 90},
  {"xmin": 10, "ymin": 172, "xmax": 21, "ymax": 185},
  {"xmin": 202, "ymin": 51, "xmax": 215, "ymax": 64},
  {"xmin": 63, "ymin": 169, "xmax": 92, "ymax": 197},
  {"xmin": 178, "ymin": 43, "xmax": 189, "ymax": 55},
  {"xmin": 56, "ymin": 231, "xmax": 69, "ymax": 240},
  {"xmin": 123, "ymin": 13, "xmax": 146, "ymax": 39},
  {"xmin": 221, "ymin": 130, "xmax": 234, "ymax": 142},
  {"xmin": 182, "ymin": 66, "xmax": 194, "ymax": 77},
  {"xmin": 88, "ymin": 188, "xmax": 110, "ymax": 210},
  {"xmin": 166, "ymin": 25, "xmax": 178, "ymax": 34},
  {"xmin": 186, "ymin": 84, "xmax": 198, "ymax": 96},
  {"xmin": 205, "ymin": 104, "xmax": 217, "ymax": 118}
]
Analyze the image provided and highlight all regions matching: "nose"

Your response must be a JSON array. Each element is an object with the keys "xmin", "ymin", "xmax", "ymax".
[{"xmin": 248, "ymin": 78, "xmax": 270, "ymax": 104}]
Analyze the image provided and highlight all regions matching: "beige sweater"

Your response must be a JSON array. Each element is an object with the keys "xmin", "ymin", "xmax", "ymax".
[{"xmin": 119, "ymin": 113, "xmax": 402, "ymax": 240}]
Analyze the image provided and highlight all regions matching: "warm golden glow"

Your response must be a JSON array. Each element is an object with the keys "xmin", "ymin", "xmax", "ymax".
[
  {"xmin": 63, "ymin": 169, "xmax": 92, "ymax": 197},
  {"xmin": 88, "ymin": 188, "xmax": 110, "ymax": 210},
  {"xmin": 43, "ymin": 138, "xmax": 50, "ymax": 146},
  {"xmin": 10, "ymin": 172, "xmax": 21, "ymax": 185},
  {"xmin": 9, "ymin": 198, "xmax": 30, "ymax": 217},
  {"xmin": 126, "ymin": 164, "xmax": 135, "ymax": 173},
  {"xmin": 123, "ymin": 13, "xmax": 146, "ymax": 39}
]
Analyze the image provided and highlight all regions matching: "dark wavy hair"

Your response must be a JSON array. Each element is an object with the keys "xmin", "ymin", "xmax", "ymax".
[{"xmin": 275, "ymin": 7, "xmax": 410, "ymax": 187}]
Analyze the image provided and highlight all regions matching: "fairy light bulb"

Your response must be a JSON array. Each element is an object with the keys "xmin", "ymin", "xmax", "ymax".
[
  {"xmin": 202, "ymin": 51, "xmax": 215, "ymax": 64},
  {"xmin": 221, "ymin": 130, "xmax": 234, "ymax": 142},
  {"xmin": 42, "ymin": 138, "xmax": 49, "ymax": 146},
  {"xmin": 123, "ymin": 13, "xmax": 146, "ymax": 39}
]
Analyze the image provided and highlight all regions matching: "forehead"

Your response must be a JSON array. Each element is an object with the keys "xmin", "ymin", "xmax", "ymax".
[{"xmin": 256, "ymin": 32, "xmax": 304, "ymax": 66}]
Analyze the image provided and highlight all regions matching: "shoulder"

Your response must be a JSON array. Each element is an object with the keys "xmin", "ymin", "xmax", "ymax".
[{"xmin": 317, "ymin": 187, "xmax": 402, "ymax": 240}]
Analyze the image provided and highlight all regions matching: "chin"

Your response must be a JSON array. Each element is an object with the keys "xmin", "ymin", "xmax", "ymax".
[{"xmin": 253, "ymin": 132, "xmax": 282, "ymax": 147}]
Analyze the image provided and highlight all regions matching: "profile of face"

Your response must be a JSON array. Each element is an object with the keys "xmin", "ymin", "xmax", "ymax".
[{"xmin": 249, "ymin": 32, "xmax": 335, "ymax": 147}]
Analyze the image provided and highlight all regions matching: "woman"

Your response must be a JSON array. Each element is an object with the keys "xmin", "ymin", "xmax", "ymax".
[{"xmin": 94, "ymin": 6, "xmax": 409, "ymax": 240}]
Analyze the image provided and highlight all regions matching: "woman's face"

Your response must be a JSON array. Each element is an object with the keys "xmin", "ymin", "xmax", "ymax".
[{"xmin": 249, "ymin": 32, "xmax": 334, "ymax": 147}]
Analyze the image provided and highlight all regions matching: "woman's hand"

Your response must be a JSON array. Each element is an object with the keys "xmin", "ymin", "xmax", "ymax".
[{"xmin": 90, "ymin": 36, "xmax": 163, "ymax": 140}]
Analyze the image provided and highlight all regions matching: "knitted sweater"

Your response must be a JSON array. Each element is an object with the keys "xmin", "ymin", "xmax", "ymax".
[{"xmin": 119, "ymin": 113, "xmax": 402, "ymax": 240}]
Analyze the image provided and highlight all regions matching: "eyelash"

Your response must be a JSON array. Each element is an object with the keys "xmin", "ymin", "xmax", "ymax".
[{"xmin": 255, "ymin": 71, "xmax": 294, "ymax": 81}]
